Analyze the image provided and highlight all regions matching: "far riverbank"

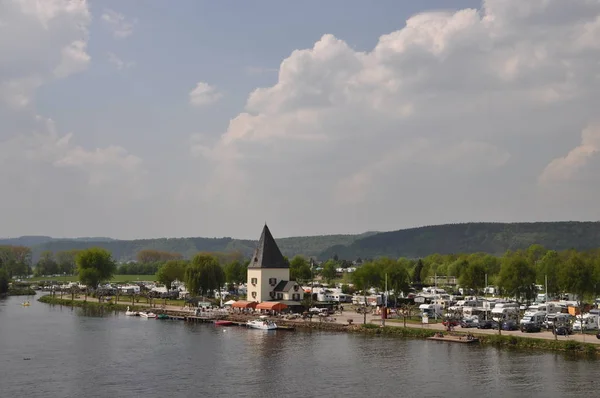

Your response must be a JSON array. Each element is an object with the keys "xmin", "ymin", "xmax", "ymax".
[{"xmin": 37, "ymin": 295, "xmax": 600, "ymax": 357}]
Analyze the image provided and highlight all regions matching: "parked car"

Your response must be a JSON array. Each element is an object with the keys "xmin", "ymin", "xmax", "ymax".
[
  {"xmin": 502, "ymin": 320, "xmax": 519, "ymax": 331},
  {"xmin": 521, "ymin": 323, "xmax": 542, "ymax": 333},
  {"xmin": 554, "ymin": 325, "xmax": 573, "ymax": 335},
  {"xmin": 460, "ymin": 318, "xmax": 478, "ymax": 328},
  {"xmin": 442, "ymin": 318, "xmax": 460, "ymax": 327},
  {"xmin": 477, "ymin": 319, "xmax": 498, "ymax": 329}
]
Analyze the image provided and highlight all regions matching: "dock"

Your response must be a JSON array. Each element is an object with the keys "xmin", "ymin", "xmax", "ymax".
[
  {"xmin": 153, "ymin": 312, "xmax": 295, "ymax": 330},
  {"xmin": 427, "ymin": 335, "xmax": 479, "ymax": 344}
]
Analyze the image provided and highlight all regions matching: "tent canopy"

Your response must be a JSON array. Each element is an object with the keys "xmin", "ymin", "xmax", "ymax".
[
  {"xmin": 256, "ymin": 302, "xmax": 288, "ymax": 311},
  {"xmin": 232, "ymin": 300, "xmax": 257, "ymax": 309}
]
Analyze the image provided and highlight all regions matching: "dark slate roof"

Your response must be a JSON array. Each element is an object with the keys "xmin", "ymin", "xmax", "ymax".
[
  {"xmin": 247, "ymin": 224, "xmax": 289, "ymax": 269},
  {"xmin": 273, "ymin": 280, "xmax": 298, "ymax": 293}
]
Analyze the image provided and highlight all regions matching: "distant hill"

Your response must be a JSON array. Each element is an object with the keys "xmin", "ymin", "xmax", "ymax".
[
  {"xmin": 18, "ymin": 232, "xmax": 376, "ymax": 262},
  {"xmin": 318, "ymin": 222, "xmax": 600, "ymax": 260}
]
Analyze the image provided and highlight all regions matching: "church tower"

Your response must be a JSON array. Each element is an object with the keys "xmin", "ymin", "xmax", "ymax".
[{"xmin": 247, "ymin": 224, "xmax": 290, "ymax": 302}]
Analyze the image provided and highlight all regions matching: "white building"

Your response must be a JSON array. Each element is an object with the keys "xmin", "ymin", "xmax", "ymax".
[{"xmin": 246, "ymin": 225, "xmax": 302, "ymax": 303}]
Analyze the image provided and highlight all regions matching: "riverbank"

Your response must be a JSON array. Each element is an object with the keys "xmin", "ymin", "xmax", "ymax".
[
  {"xmin": 37, "ymin": 295, "xmax": 600, "ymax": 357},
  {"xmin": 8, "ymin": 287, "xmax": 36, "ymax": 296}
]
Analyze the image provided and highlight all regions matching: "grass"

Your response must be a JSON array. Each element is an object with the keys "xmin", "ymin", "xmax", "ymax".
[{"xmin": 27, "ymin": 275, "xmax": 156, "ymax": 283}]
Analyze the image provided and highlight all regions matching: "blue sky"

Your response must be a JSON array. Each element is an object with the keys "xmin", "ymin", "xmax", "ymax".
[{"xmin": 1, "ymin": 0, "xmax": 599, "ymax": 239}]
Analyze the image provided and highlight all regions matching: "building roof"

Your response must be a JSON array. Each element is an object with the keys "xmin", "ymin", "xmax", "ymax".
[
  {"xmin": 273, "ymin": 280, "xmax": 300, "ymax": 293},
  {"xmin": 248, "ymin": 224, "xmax": 288, "ymax": 269},
  {"xmin": 231, "ymin": 300, "xmax": 258, "ymax": 309}
]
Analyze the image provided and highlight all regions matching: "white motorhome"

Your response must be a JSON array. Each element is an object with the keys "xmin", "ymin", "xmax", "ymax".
[
  {"xmin": 520, "ymin": 311, "xmax": 546, "ymax": 326},
  {"xmin": 419, "ymin": 304, "xmax": 443, "ymax": 318},
  {"xmin": 573, "ymin": 314, "xmax": 599, "ymax": 331},
  {"xmin": 491, "ymin": 302, "xmax": 519, "ymax": 322}
]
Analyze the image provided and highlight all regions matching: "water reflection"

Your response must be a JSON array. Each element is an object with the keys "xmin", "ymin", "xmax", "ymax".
[{"xmin": 1, "ymin": 296, "xmax": 600, "ymax": 398}]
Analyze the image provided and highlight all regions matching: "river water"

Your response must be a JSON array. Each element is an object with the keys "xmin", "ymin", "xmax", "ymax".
[{"xmin": 1, "ymin": 296, "xmax": 599, "ymax": 398}]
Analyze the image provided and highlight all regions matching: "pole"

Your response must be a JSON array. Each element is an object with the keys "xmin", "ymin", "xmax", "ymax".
[{"xmin": 545, "ymin": 274, "xmax": 548, "ymax": 302}]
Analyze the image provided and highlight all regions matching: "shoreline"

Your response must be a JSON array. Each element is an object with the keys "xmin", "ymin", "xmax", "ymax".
[{"xmin": 37, "ymin": 295, "xmax": 600, "ymax": 358}]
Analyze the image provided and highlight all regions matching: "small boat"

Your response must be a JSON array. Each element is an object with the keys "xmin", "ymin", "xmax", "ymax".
[
  {"xmin": 139, "ymin": 311, "xmax": 157, "ymax": 319},
  {"xmin": 157, "ymin": 314, "xmax": 169, "ymax": 320},
  {"xmin": 125, "ymin": 306, "xmax": 138, "ymax": 316},
  {"xmin": 247, "ymin": 316, "xmax": 277, "ymax": 330},
  {"xmin": 21, "ymin": 301, "xmax": 31, "ymax": 306},
  {"xmin": 215, "ymin": 320, "xmax": 233, "ymax": 326}
]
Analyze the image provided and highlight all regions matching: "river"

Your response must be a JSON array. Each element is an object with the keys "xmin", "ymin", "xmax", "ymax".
[{"xmin": 1, "ymin": 296, "xmax": 599, "ymax": 397}]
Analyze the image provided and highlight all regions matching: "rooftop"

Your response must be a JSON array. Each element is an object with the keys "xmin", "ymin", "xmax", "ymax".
[{"xmin": 247, "ymin": 224, "xmax": 288, "ymax": 269}]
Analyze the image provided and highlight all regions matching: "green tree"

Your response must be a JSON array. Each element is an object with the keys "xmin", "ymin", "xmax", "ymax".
[
  {"xmin": 156, "ymin": 260, "xmax": 187, "ymax": 289},
  {"xmin": 185, "ymin": 254, "xmax": 225, "ymax": 298},
  {"xmin": 289, "ymin": 256, "xmax": 312, "ymax": 283},
  {"xmin": 321, "ymin": 260, "xmax": 338, "ymax": 284},
  {"xmin": 559, "ymin": 252, "xmax": 594, "ymax": 314},
  {"xmin": 223, "ymin": 260, "xmax": 247, "ymax": 286},
  {"xmin": 498, "ymin": 255, "xmax": 536, "ymax": 302},
  {"xmin": 535, "ymin": 250, "xmax": 561, "ymax": 298},
  {"xmin": 351, "ymin": 262, "xmax": 381, "ymax": 324},
  {"xmin": 0, "ymin": 268, "xmax": 9, "ymax": 295},
  {"xmin": 35, "ymin": 251, "xmax": 59, "ymax": 276},
  {"xmin": 458, "ymin": 261, "xmax": 486, "ymax": 293},
  {"xmin": 76, "ymin": 248, "xmax": 117, "ymax": 301},
  {"xmin": 382, "ymin": 260, "xmax": 410, "ymax": 305},
  {"xmin": 56, "ymin": 250, "xmax": 80, "ymax": 275}
]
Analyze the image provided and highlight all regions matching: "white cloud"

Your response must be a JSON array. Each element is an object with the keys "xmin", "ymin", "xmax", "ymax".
[
  {"xmin": 0, "ymin": 1, "xmax": 147, "ymax": 238},
  {"xmin": 101, "ymin": 9, "xmax": 136, "ymax": 38},
  {"xmin": 539, "ymin": 124, "xmax": 600, "ymax": 184},
  {"xmin": 0, "ymin": 0, "xmax": 91, "ymax": 107},
  {"xmin": 189, "ymin": 82, "xmax": 223, "ymax": 107},
  {"xmin": 190, "ymin": 0, "xmax": 600, "ymax": 235},
  {"xmin": 107, "ymin": 52, "xmax": 134, "ymax": 70}
]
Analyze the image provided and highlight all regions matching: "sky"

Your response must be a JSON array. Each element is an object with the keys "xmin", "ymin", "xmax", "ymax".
[{"xmin": 1, "ymin": 0, "xmax": 600, "ymax": 240}]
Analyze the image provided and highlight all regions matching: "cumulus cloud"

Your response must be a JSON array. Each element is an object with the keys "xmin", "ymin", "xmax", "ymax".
[
  {"xmin": 539, "ymin": 124, "xmax": 600, "ymax": 184},
  {"xmin": 189, "ymin": 82, "xmax": 223, "ymax": 107},
  {"xmin": 0, "ymin": 1, "xmax": 147, "ymax": 238},
  {"xmin": 0, "ymin": 0, "xmax": 91, "ymax": 108},
  {"xmin": 190, "ymin": 0, "xmax": 600, "ymax": 235},
  {"xmin": 101, "ymin": 9, "xmax": 136, "ymax": 38}
]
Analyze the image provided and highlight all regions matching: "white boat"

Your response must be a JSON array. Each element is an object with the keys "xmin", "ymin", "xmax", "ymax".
[
  {"xmin": 125, "ymin": 306, "xmax": 138, "ymax": 316},
  {"xmin": 247, "ymin": 316, "xmax": 277, "ymax": 330},
  {"xmin": 139, "ymin": 311, "xmax": 157, "ymax": 319}
]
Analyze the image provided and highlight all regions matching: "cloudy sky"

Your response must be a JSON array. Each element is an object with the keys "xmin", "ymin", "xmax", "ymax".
[{"xmin": 2, "ymin": 0, "xmax": 600, "ymax": 240}]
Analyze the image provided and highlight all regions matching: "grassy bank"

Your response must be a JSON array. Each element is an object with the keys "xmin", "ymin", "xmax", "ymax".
[
  {"xmin": 38, "ymin": 295, "xmax": 145, "ymax": 312},
  {"xmin": 356, "ymin": 324, "xmax": 600, "ymax": 356},
  {"xmin": 28, "ymin": 275, "xmax": 156, "ymax": 283}
]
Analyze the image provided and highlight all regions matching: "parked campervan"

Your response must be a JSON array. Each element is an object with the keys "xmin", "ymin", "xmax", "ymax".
[
  {"xmin": 520, "ymin": 311, "xmax": 546, "ymax": 326},
  {"xmin": 491, "ymin": 302, "xmax": 519, "ymax": 322},
  {"xmin": 573, "ymin": 314, "xmax": 599, "ymax": 331},
  {"xmin": 419, "ymin": 304, "xmax": 443, "ymax": 318}
]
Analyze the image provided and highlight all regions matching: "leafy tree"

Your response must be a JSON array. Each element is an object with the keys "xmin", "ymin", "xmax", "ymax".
[
  {"xmin": 559, "ymin": 252, "xmax": 594, "ymax": 305},
  {"xmin": 223, "ymin": 260, "xmax": 247, "ymax": 285},
  {"xmin": 382, "ymin": 259, "xmax": 410, "ymax": 305},
  {"xmin": 185, "ymin": 254, "xmax": 225, "ymax": 297},
  {"xmin": 56, "ymin": 250, "xmax": 80, "ymax": 275},
  {"xmin": 535, "ymin": 250, "xmax": 561, "ymax": 298},
  {"xmin": 289, "ymin": 256, "xmax": 312, "ymax": 282},
  {"xmin": 156, "ymin": 260, "xmax": 187, "ymax": 289},
  {"xmin": 351, "ymin": 262, "xmax": 381, "ymax": 324},
  {"xmin": 458, "ymin": 261, "xmax": 486, "ymax": 293},
  {"xmin": 35, "ymin": 251, "xmax": 59, "ymax": 276},
  {"xmin": 498, "ymin": 255, "xmax": 536, "ymax": 302},
  {"xmin": 76, "ymin": 248, "xmax": 117, "ymax": 301},
  {"xmin": 321, "ymin": 260, "xmax": 338, "ymax": 284},
  {"xmin": 412, "ymin": 259, "xmax": 424, "ymax": 284},
  {"xmin": 0, "ymin": 268, "xmax": 9, "ymax": 295}
]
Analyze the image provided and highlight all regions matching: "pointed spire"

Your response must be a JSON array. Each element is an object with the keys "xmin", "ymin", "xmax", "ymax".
[{"xmin": 248, "ymin": 224, "xmax": 288, "ymax": 269}]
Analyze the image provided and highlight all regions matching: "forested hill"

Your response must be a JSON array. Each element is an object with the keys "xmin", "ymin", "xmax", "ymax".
[
  {"xmin": 318, "ymin": 222, "xmax": 600, "ymax": 260},
  {"xmin": 14, "ymin": 233, "xmax": 375, "ymax": 262}
]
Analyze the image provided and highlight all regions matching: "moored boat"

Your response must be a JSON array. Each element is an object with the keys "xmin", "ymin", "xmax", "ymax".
[
  {"xmin": 140, "ymin": 311, "xmax": 157, "ymax": 319},
  {"xmin": 247, "ymin": 316, "xmax": 277, "ymax": 330},
  {"xmin": 157, "ymin": 314, "xmax": 169, "ymax": 320},
  {"xmin": 215, "ymin": 320, "xmax": 233, "ymax": 326}
]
